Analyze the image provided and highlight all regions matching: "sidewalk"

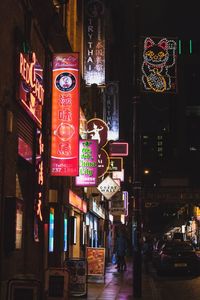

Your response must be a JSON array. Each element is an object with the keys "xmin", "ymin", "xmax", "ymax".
[{"xmin": 71, "ymin": 259, "xmax": 159, "ymax": 300}]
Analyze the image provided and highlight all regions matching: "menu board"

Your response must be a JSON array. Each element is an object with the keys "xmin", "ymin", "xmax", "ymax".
[
  {"xmin": 87, "ymin": 247, "xmax": 105, "ymax": 276},
  {"xmin": 65, "ymin": 258, "xmax": 87, "ymax": 296}
]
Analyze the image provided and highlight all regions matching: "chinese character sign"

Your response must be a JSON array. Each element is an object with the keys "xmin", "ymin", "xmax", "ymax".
[
  {"xmin": 51, "ymin": 53, "xmax": 80, "ymax": 176},
  {"xmin": 34, "ymin": 129, "xmax": 44, "ymax": 242},
  {"xmin": 75, "ymin": 140, "xmax": 98, "ymax": 187},
  {"xmin": 19, "ymin": 52, "xmax": 44, "ymax": 127},
  {"xmin": 141, "ymin": 37, "xmax": 177, "ymax": 93},
  {"xmin": 84, "ymin": 0, "xmax": 105, "ymax": 86}
]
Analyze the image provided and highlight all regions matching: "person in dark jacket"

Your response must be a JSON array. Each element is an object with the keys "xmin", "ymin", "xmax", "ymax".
[{"xmin": 115, "ymin": 231, "xmax": 128, "ymax": 272}]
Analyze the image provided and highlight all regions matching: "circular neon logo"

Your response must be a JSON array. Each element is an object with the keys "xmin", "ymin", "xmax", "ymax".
[{"xmin": 55, "ymin": 72, "xmax": 76, "ymax": 92}]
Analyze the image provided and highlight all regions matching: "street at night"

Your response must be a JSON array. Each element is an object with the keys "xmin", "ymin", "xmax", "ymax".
[
  {"xmin": 69, "ymin": 260, "xmax": 200, "ymax": 300},
  {"xmin": 1, "ymin": 0, "xmax": 200, "ymax": 299}
]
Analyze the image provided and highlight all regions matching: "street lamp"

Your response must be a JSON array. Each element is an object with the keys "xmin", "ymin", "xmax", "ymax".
[
  {"xmin": 132, "ymin": 0, "xmax": 142, "ymax": 298},
  {"xmin": 132, "ymin": 95, "xmax": 142, "ymax": 298}
]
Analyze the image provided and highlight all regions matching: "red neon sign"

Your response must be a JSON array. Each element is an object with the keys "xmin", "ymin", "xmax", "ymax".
[
  {"xmin": 51, "ymin": 53, "xmax": 80, "ymax": 176},
  {"xmin": 19, "ymin": 52, "xmax": 44, "ymax": 127}
]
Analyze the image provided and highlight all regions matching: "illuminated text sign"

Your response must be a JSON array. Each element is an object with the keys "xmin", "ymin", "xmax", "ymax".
[
  {"xmin": 51, "ymin": 53, "xmax": 80, "ymax": 176},
  {"xmin": 19, "ymin": 52, "xmax": 44, "ymax": 127},
  {"xmin": 97, "ymin": 175, "xmax": 120, "ymax": 200},
  {"xmin": 84, "ymin": 0, "xmax": 105, "ymax": 85},
  {"xmin": 75, "ymin": 140, "xmax": 98, "ymax": 187}
]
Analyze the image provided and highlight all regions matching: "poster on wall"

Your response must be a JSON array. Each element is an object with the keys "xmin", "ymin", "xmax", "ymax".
[
  {"xmin": 65, "ymin": 258, "xmax": 87, "ymax": 297},
  {"xmin": 75, "ymin": 140, "xmax": 98, "ymax": 186},
  {"xmin": 141, "ymin": 36, "xmax": 177, "ymax": 94},
  {"xmin": 86, "ymin": 247, "xmax": 105, "ymax": 276},
  {"xmin": 51, "ymin": 53, "xmax": 80, "ymax": 176}
]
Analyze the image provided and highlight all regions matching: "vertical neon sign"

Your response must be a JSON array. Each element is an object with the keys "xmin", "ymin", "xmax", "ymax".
[
  {"xmin": 84, "ymin": 0, "xmax": 105, "ymax": 85},
  {"xmin": 51, "ymin": 53, "xmax": 80, "ymax": 176},
  {"xmin": 73, "ymin": 217, "xmax": 77, "ymax": 245},
  {"xmin": 49, "ymin": 207, "xmax": 55, "ymax": 252},
  {"xmin": 64, "ymin": 213, "xmax": 68, "ymax": 251}
]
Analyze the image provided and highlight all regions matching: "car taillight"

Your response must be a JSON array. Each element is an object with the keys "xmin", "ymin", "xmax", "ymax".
[{"xmin": 160, "ymin": 250, "xmax": 171, "ymax": 258}]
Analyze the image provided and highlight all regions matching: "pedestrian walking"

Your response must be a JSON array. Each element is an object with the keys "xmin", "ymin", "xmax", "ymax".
[{"xmin": 115, "ymin": 228, "xmax": 128, "ymax": 272}]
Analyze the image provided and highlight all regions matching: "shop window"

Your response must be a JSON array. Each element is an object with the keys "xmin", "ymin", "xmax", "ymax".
[{"xmin": 4, "ymin": 197, "xmax": 24, "ymax": 253}]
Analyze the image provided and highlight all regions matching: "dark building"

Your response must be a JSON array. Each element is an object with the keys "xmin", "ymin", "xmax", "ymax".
[{"xmin": 0, "ymin": 1, "xmax": 117, "ymax": 299}]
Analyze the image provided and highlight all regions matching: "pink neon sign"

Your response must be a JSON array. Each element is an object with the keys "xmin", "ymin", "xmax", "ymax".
[
  {"xmin": 19, "ymin": 52, "xmax": 44, "ymax": 127},
  {"xmin": 75, "ymin": 140, "xmax": 98, "ymax": 187}
]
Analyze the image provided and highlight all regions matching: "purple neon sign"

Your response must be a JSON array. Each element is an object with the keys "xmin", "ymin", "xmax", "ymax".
[{"xmin": 75, "ymin": 140, "xmax": 98, "ymax": 186}]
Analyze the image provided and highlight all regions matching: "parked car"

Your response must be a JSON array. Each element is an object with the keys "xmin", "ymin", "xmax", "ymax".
[
  {"xmin": 172, "ymin": 232, "xmax": 184, "ymax": 241},
  {"xmin": 154, "ymin": 240, "xmax": 199, "ymax": 275}
]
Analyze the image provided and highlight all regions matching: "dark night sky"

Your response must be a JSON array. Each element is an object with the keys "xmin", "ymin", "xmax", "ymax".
[
  {"xmin": 108, "ymin": 1, "xmax": 200, "ymax": 138},
  {"xmin": 140, "ymin": 2, "xmax": 199, "ymax": 39},
  {"xmin": 108, "ymin": 1, "xmax": 200, "ymax": 234}
]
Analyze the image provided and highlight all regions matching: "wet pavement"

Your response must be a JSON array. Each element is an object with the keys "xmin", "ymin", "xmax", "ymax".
[{"xmin": 71, "ymin": 259, "xmax": 158, "ymax": 300}]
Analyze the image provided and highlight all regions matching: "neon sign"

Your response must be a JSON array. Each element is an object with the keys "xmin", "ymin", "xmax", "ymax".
[
  {"xmin": 109, "ymin": 142, "xmax": 128, "ymax": 156},
  {"xmin": 141, "ymin": 37, "xmax": 177, "ymax": 93},
  {"xmin": 19, "ymin": 52, "xmax": 44, "ymax": 126},
  {"xmin": 35, "ymin": 130, "xmax": 44, "ymax": 222},
  {"xmin": 64, "ymin": 213, "xmax": 68, "ymax": 251},
  {"xmin": 34, "ymin": 130, "xmax": 44, "ymax": 242},
  {"xmin": 103, "ymin": 82, "xmax": 119, "ymax": 141},
  {"xmin": 75, "ymin": 140, "xmax": 98, "ymax": 187},
  {"xmin": 49, "ymin": 207, "xmax": 55, "ymax": 252},
  {"xmin": 84, "ymin": 0, "xmax": 105, "ymax": 85},
  {"xmin": 51, "ymin": 53, "xmax": 80, "ymax": 176}
]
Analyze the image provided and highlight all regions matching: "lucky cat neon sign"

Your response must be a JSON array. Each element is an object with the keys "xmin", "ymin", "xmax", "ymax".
[{"xmin": 141, "ymin": 37, "xmax": 177, "ymax": 93}]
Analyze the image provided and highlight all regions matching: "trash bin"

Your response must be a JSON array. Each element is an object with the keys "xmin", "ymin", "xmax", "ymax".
[{"xmin": 65, "ymin": 258, "xmax": 87, "ymax": 297}]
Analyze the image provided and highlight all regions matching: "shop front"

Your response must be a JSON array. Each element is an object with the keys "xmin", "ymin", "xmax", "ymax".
[
  {"xmin": 68, "ymin": 190, "xmax": 87, "ymax": 259},
  {"xmin": 86, "ymin": 199, "xmax": 106, "ymax": 248}
]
